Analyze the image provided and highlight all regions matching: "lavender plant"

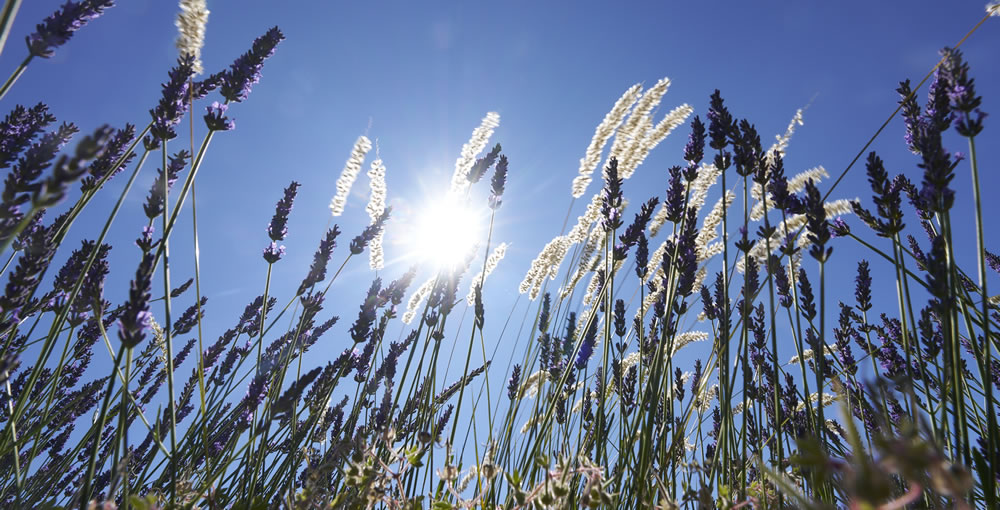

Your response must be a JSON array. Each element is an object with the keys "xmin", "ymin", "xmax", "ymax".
[{"xmin": 0, "ymin": 1, "xmax": 997, "ymax": 509}]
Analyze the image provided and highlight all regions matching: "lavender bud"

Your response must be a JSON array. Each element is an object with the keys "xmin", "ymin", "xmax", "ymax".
[
  {"xmin": 203, "ymin": 102, "xmax": 235, "ymax": 132},
  {"xmin": 220, "ymin": 27, "xmax": 285, "ymax": 103},
  {"xmin": 143, "ymin": 150, "xmax": 189, "ymax": 219},
  {"xmin": 118, "ymin": 253, "xmax": 155, "ymax": 348},
  {"xmin": 488, "ymin": 154, "xmax": 508, "ymax": 210},
  {"xmin": 25, "ymin": 0, "xmax": 114, "ymax": 59}
]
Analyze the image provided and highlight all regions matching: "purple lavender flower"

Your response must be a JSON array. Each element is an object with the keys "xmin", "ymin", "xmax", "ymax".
[
  {"xmin": 135, "ymin": 225, "xmax": 156, "ymax": 253},
  {"xmin": 203, "ymin": 102, "xmax": 235, "ymax": 131},
  {"xmin": 25, "ymin": 0, "xmax": 115, "ymax": 58},
  {"xmin": 614, "ymin": 299, "xmax": 626, "ymax": 338},
  {"xmin": 664, "ymin": 166, "xmax": 685, "ymax": 224},
  {"xmin": 172, "ymin": 296, "xmax": 207, "ymax": 335},
  {"xmin": 0, "ymin": 103, "xmax": 57, "ymax": 169},
  {"xmin": 473, "ymin": 283, "xmax": 484, "ymax": 330},
  {"xmin": 117, "ymin": 253, "xmax": 155, "ymax": 348},
  {"xmin": 939, "ymin": 47, "xmax": 985, "ymax": 137},
  {"xmin": 467, "ymin": 143, "xmax": 501, "ymax": 184},
  {"xmin": 272, "ymin": 366, "xmax": 322, "ymax": 415},
  {"xmin": 732, "ymin": 119, "xmax": 764, "ymax": 178},
  {"xmin": 238, "ymin": 373, "xmax": 269, "ymax": 428},
  {"xmin": 4, "ymin": 122, "xmax": 78, "ymax": 202},
  {"xmin": 987, "ymin": 250, "xmax": 1000, "ymax": 275},
  {"xmin": 601, "ymin": 158, "xmax": 623, "ymax": 232},
  {"xmin": 855, "ymin": 260, "xmax": 872, "ymax": 312},
  {"xmin": 488, "ymin": 154, "xmax": 508, "ymax": 210},
  {"xmin": 262, "ymin": 241, "xmax": 286, "ymax": 264},
  {"xmin": 267, "ymin": 181, "xmax": 299, "ymax": 241},
  {"xmin": 79, "ymin": 124, "xmax": 136, "ymax": 193},
  {"xmin": 349, "ymin": 279, "xmax": 382, "ymax": 344},
  {"xmin": 797, "ymin": 268, "xmax": 816, "ymax": 321},
  {"xmin": 297, "ymin": 226, "xmax": 340, "ymax": 295},
  {"xmin": 142, "ymin": 150, "xmax": 189, "ymax": 219},
  {"xmin": 619, "ymin": 196, "xmax": 658, "ymax": 250},
  {"xmin": 707, "ymin": 90, "xmax": 735, "ymax": 150},
  {"xmin": 635, "ymin": 232, "xmax": 648, "ymax": 279},
  {"xmin": 350, "ymin": 207, "xmax": 391, "ymax": 254},
  {"xmin": 0, "ymin": 212, "xmax": 57, "ymax": 319},
  {"xmin": 575, "ymin": 319, "xmax": 598, "ymax": 370},
  {"xmin": 220, "ymin": 27, "xmax": 285, "ymax": 103},
  {"xmin": 507, "ymin": 364, "xmax": 521, "ymax": 400},
  {"xmin": 690, "ymin": 359, "xmax": 703, "ymax": 396},
  {"xmin": 31, "ymin": 125, "xmax": 114, "ymax": 208},
  {"xmin": 767, "ymin": 154, "xmax": 802, "ymax": 215},
  {"xmin": 149, "ymin": 56, "xmax": 196, "ymax": 141},
  {"xmin": 802, "ymin": 179, "xmax": 832, "ymax": 262},
  {"xmin": 683, "ymin": 115, "xmax": 706, "ymax": 172}
]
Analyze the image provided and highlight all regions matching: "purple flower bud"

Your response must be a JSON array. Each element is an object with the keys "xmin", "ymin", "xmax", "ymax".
[
  {"xmin": 203, "ymin": 102, "xmax": 235, "ymax": 132},
  {"xmin": 143, "ymin": 150, "xmax": 189, "ymax": 219},
  {"xmin": 350, "ymin": 207, "xmax": 391, "ymax": 254},
  {"xmin": 118, "ymin": 253, "xmax": 155, "ymax": 348},
  {"xmin": 220, "ymin": 27, "xmax": 285, "ymax": 103},
  {"xmin": 507, "ymin": 364, "xmax": 521, "ymax": 401},
  {"xmin": 683, "ymin": 115, "xmax": 706, "ymax": 169},
  {"xmin": 262, "ymin": 241, "xmax": 285, "ymax": 264},
  {"xmin": 855, "ymin": 260, "xmax": 872, "ymax": 312},
  {"xmin": 298, "ymin": 226, "xmax": 340, "ymax": 295},
  {"xmin": 25, "ymin": 0, "xmax": 114, "ymax": 59},
  {"xmin": 488, "ymin": 154, "xmax": 508, "ymax": 210},
  {"xmin": 149, "ymin": 56, "xmax": 196, "ymax": 141},
  {"xmin": 600, "ymin": 158, "xmax": 623, "ymax": 232},
  {"xmin": 267, "ymin": 181, "xmax": 299, "ymax": 241}
]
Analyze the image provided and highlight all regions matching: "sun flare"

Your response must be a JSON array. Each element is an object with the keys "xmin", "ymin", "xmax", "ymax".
[{"xmin": 411, "ymin": 198, "xmax": 481, "ymax": 268}]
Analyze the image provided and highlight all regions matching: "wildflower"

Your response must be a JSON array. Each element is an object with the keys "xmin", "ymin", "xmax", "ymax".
[
  {"xmin": 732, "ymin": 119, "xmax": 764, "ymax": 178},
  {"xmin": 203, "ymin": 102, "xmax": 235, "ymax": 131},
  {"xmin": 467, "ymin": 143, "xmax": 501, "ymax": 184},
  {"xmin": 26, "ymin": 0, "xmax": 114, "ymax": 59},
  {"xmin": 707, "ymin": 90, "xmax": 735, "ymax": 150},
  {"xmin": 0, "ymin": 103, "xmax": 57, "ymax": 169},
  {"xmin": 143, "ymin": 150, "xmax": 189, "ymax": 219},
  {"xmin": 488, "ymin": 154, "xmax": 508, "ymax": 210},
  {"xmin": 349, "ymin": 207, "xmax": 391, "ymax": 255},
  {"xmin": 855, "ymin": 260, "xmax": 872, "ymax": 312},
  {"xmin": 329, "ymin": 135, "xmax": 371, "ymax": 216},
  {"xmin": 118, "ymin": 253, "xmax": 155, "ymax": 348},
  {"xmin": 507, "ymin": 364, "xmax": 521, "ymax": 400},
  {"xmin": 939, "ymin": 47, "xmax": 986, "ymax": 137},
  {"xmin": 172, "ymin": 296, "xmax": 207, "ymax": 335},
  {"xmin": 149, "ymin": 56, "xmax": 196, "ymax": 141},
  {"xmin": 266, "ymin": 181, "xmax": 299, "ymax": 242},
  {"xmin": 348, "ymin": 279, "xmax": 381, "ymax": 344},
  {"xmin": 220, "ymin": 26, "xmax": 285, "ymax": 103},
  {"xmin": 635, "ymin": 233, "xmax": 648, "ymax": 279},
  {"xmin": 575, "ymin": 319, "xmax": 598, "ymax": 370},
  {"xmin": 175, "ymin": 0, "xmax": 209, "ymax": 74},
  {"xmin": 451, "ymin": 112, "xmax": 500, "ymax": 196},
  {"xmin": 803, "ymin": 179, "xmax": 832, "ymax": 262},
  {"xmin": 297, "ymin": 226, "xmax": 341, "ymax": 294},
  {"xmin": 80, "ymin": 124, "xmax": 136, "ymax": 193},
  {"xmin": 683, "ymin": 115, "xmax": 706, "ymax": 170},
  {"xmin": 601, "ymin": 158, "xmax": 623, "ymax": 232},
  {"xmin": 33, "ymin": 125, "xmax": 114, "ymax": 208},
  {"xmin": 797, "ymin": 268, "xmax": 817, "ymax": 321}
]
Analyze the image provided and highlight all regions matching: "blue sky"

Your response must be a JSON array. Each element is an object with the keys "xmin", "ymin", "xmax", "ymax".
[{"xmin": 3, "ymin": 0, "xmax": 999, "ymax": 458}]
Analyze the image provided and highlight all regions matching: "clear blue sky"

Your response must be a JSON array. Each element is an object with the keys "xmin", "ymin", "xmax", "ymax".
[{"xmin": 3, "ymin": 0, "xmax": 998, "ymax": 447}]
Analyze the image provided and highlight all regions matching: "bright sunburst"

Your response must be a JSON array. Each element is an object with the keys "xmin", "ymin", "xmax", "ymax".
[{"xmin": 411, "ymin": 197, "xmax": 482, "ymax": 268}]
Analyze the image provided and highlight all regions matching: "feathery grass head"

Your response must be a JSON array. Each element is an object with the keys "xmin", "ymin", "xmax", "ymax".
[
  {"xmin": 330, "ymin": 135, "xmax": 371, "ymax": 216},
  {"xmin": 175, "ymin": 0, "xmax": 209, "ymax": 74}
]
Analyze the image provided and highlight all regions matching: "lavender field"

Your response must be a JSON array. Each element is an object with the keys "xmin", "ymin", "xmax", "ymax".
[{"xmin": 1, "ymin": 1, "xmax": 999, "ymax": 508}]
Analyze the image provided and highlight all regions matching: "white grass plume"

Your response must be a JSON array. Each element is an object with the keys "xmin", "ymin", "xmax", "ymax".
[
  {"xmin": 330, "ymin": 136, "xmax": 372, "ymax": 216},
  {"xmin": 466, "ymin": 243, "xmax": 507, "ymax": 305},
  {"xmin": 175, "ymin": 0, "xmax": 209, "ymax": 74},
  {"xmin": 572, "ymin": 84, "xmax": 641, "ymax": 198},
  {"xmin": 451, "ymin": 112, "xmax": 500, "ymax": 196},
  {"xmin": 366, "ymin": 157, "xmax": 387, "ymax": 270}
]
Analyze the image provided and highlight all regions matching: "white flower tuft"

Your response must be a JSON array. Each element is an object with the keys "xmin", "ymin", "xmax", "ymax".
[
  {"xmin": 175, "ymin": 0, "xmax": 209, "ymax": 75},
  {"xmin": 466, "ymin": 243, "xmax": 508, "ymax": 305},
  {"xmin": 366, "ymin": 157, "xmax": 387, "ymax": 270},
  {"xmin": 572, "ymin": 83, "xmax": 642, "ymax": 198},
  {"xmin": 402, "ymin": 276, "xmax": 436, "ymax": 324},
  {"xmin": 988, "ymin": 1, "xmax": 1000, "ymax": 16},
  {"xmin": 451, "ymin": 112, "xmax": 500, "ymax": 196},
  {"xmin": 329, "ymin": 136, "xmax": 372, "ymax": 217}
]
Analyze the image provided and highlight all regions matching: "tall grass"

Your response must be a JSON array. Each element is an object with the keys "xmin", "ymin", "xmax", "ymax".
[{"xmin": 0, "ymin": 1, "xmax": 998, "ymax": 509}]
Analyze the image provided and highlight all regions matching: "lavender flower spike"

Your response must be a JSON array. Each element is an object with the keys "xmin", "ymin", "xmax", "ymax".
[
  {"xmin": 143, "ymin": 150, "xmax": 190, "ymax": 219},
  {"xmin": 488, "ymin": 154, "xmax": 508, "ymax": 210},
  {"xmin": 118, "ymin": 253, "xmax": 155, "ymax": 348},
  {"xmin": 267, "ymin": 181, "xmax": 299, "ymax": 242},
  {"xmin": 149, "ymin": 55, "xmax": 197, "ymax": 141},
  {"xmin": 203, "ymin": 102, "xmax": 235, "ymax": 131},
  {"xmin": 26, "ymin": 0, "xmax": 115, "ymax": 59},
  {"xmin": 220, "ymin": 26, "xmax": 285, "ymax": 103}
]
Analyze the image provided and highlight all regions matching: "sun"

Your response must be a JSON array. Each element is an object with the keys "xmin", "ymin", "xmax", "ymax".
[{"xmin": 411, "ymin": 197, "xmax": 482, "ymax": 268}]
